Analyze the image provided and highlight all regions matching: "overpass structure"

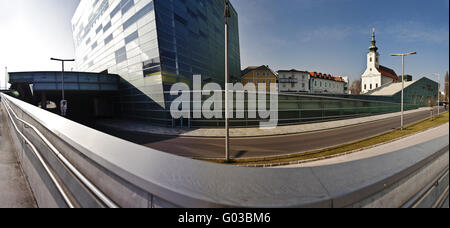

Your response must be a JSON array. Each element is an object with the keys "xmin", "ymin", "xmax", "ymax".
[
  {"xmin": 0, "ymin": 93, "xmax": 448, "ymax": 208},
  {"xmin": 8, "ymin": 71, "xmax": 120, "ymax": 120}
]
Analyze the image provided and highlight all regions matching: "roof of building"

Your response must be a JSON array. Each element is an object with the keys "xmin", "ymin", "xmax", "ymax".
[
  {"xmin": 368, "ymin": 81, "xmax": 416, "ymax": 96},
  {"xmin": 378, "ymin": 65, "xmax": 398, "ymax": 81},
  {"xmin": 309, "ymin": 72, "xmax": 345, "ymax": 82},
  {"xmin": 278, "ymin": 69, "xmax": 309, "ymax": 74},
  {"xmin": 241, "ymin": 65, "xmax": 278, "ymax": 78}
]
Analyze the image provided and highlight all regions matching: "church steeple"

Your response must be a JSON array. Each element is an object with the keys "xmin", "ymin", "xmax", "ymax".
[{"xmin": 369, "ymin": 28, "xmax": 378, "ymax": 52}]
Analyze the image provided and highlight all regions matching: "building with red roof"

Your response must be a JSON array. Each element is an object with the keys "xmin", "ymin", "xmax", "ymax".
[{"xmin": 279, "ymin": 70, "xmax": 347, "ymax": 94}]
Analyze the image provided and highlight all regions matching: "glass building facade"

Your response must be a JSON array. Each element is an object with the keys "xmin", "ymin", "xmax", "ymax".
[{"xmin": 72, "ymin": 0, "xmax": 241, "ymax": 125}]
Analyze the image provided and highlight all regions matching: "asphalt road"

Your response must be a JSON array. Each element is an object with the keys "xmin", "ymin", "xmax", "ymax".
[{"xmin": 96, "ymin": 107, "xmax": 447, "ymax": 159}]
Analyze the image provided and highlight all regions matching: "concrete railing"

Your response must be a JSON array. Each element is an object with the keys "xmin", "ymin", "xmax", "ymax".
[{"xmin": 1, "ymin": 93, "xmax": 448, "ymax": 208}]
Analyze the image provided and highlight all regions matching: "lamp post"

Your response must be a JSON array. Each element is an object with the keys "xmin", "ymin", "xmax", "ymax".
[
  {"xmin": 391, "ymin": 51, "xmax": 416, "ymax": 130},
  {"xmin": 433, "ymin": 73, "xmax": 441, "ymax": 116},
  {"xmin": 4, "ymin": 66, "xmax": 7, "ymax": 90},
  {"xmin": 224, "ymin": 0, "xmax": 231, "ymax": 163},
  {"xmin": 50, "ymin": 58, "xmax": 75, "ymax": 117}
]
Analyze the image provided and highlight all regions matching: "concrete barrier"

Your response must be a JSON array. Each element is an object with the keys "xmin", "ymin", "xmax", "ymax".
[{"xmin": 1, "ymin": 93, "xmax": 448, "ymax": 208}]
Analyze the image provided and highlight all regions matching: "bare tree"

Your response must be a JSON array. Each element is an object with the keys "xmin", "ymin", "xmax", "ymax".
[{"xmin": 350, "ymin": 80, "xmax": 362, "ymax": 95}]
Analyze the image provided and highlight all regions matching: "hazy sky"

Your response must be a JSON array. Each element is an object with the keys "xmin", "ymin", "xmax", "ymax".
[{"xmin": 0, "ymin": 0, "xmax": 449, "ymax": 88}]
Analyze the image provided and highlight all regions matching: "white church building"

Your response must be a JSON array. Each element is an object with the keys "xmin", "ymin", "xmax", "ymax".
[{"xmin": 361, "ymin": 29, "xmax": 399, "ymax": 94}]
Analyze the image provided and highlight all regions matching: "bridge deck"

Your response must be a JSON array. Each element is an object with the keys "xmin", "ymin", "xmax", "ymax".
[{"xmin": 0, "ymin": 106, "xmax": 36, "ymax": 208}]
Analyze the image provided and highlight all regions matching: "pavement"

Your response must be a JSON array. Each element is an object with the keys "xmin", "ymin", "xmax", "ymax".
[
  {"xmin": 95, "ymin": 107, "xmax": 447, "ymax": 159},
  {"xmin": 280, "ymin": 122, "xmax": 449, "ymax": 168},
  {"xmin": 0, "ymin": 106, "xmax": 37, "ymax": 208},
  {"xmin": 96, "ymin": 107, "xmax": 435, "ymax": 138}
]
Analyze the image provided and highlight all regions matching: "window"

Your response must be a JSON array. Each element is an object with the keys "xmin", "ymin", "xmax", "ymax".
[
  {"xmin": 104, "ymin": 34, "xmax": 113, "ymax": 45},
  {"xmin": 370, "ymin": 84, "xmax": 373, "ymax": 90},
  {"xmin": 370, "ymin": 57, "xmax": 372, "ymax": 62},
  {"xmin": 121, "ymin": 0, "xmax": 134, "ymax": 15},
  {"xmin": 364, "ymin": 84, "xmax": 367, "ymax": 90},
  {"xmin": 376, "ymin": 84, "xmax": 379, "ymax": 88},
  {"xmin": 123, "ymin": 2, "xmax": 154, "ymax": 30},
  {"xmin": 125, "ymin": 31, "xmax": 139, "ymax": 44},
  {"xmin": 103, "ymin": 22, "xmax": 111, "ymax": 33},
  {"xmin": 115, "ymin": 46, "xmax": 127, "ymax": 64},
  {"xmin": 96, "ymin": 25, "xmax": 103, "ymax": 34}
]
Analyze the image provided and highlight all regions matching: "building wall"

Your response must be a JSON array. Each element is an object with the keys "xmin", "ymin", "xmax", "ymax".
[
  {"xmin": 278, "ymin": 71, "xmax": 310, "ymax": 93},
  {"xmin": 391, "ymin": 77, "xmax": 439, "ymax": 107},
  {"xmin": 242, "ymin": 69, "xmax": 278, "ymax": 92},
  {"xmin": 310, "ymin": 78, "xmax": 346, "ymax": 94},
  {"xmin": 72, "ymin": 0, "xmax": 241, "ymax": 125},
  {"xmin": 362, "ymin": 75, "xmax": 382, "ymax": 93}
]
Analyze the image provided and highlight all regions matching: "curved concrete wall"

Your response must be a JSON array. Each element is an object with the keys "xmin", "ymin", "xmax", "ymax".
[{"xmin": 1, "ymin": 93, "xmax": 448, "ymax": 208}]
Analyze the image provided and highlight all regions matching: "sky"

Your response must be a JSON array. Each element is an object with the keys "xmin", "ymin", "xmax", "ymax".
[{"xmin": 0, "ymin": 0, "xmax": 449, "ymax": 89}]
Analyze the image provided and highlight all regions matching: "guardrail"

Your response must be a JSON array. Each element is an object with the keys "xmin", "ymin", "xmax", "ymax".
[{"xmin": 1, "ymin": 93, "xmax": 448, "ymax": 208}]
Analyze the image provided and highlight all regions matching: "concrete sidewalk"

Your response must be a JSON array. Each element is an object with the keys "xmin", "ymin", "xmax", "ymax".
[
  {"xmin": 0, "ymin": 106, "xmax": 37, "ymax": 208},
  {"xmin": 97, "ymin": 108, "xmax": 434, "ymax": 138},
  {"xmin": 281, "ymin": 122, "xmax": 449, "ymax": 168}
]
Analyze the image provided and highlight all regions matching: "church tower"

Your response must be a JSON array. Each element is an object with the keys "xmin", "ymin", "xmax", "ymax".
[
  {"xmin": 367, "ymin": 28, "xmax": 380, "ymax": 69},
  {"xmin": 361, "ymin": 28, "xmax": 398, "ymax": 94}
]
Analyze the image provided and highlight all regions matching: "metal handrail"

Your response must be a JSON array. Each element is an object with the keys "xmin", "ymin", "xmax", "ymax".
[
  {"xmin": 1, "ymin": 95, "xmax": 119, "ymax": 208},
  {"xmin": 1, "ymin": 98, "xmax": 75, "ymax": 208},
  {"xmin": 402, "ymin": 166, "xmax": 449, "ymax": 208}
]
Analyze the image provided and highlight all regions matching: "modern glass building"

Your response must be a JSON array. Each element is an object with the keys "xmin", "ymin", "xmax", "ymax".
[{"xmin": 72, "ymin": 0, "xmax": 241, "ymax": 125}]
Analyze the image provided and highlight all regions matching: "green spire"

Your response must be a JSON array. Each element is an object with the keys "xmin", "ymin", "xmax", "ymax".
[{"xmin": 369, "ymin": 28, "xmax": 378, "ymax": 52}]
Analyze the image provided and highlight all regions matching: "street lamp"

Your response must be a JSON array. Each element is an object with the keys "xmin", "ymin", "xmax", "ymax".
[
  {"xmin": 391, "ymin": 51, "xmax": 416, "ymax": 130},
  {"xmin": 224, "ymin": 0, "xmax": 231, "ymax": 163},
  {"xmin": 4, "ymin": 66, "xmax": 7, "ymax": 90},
  {"xmin": 433, "ymin": 73, "xmax": 441, "ymax": 116},
  {"xmin": 50, "ymin": 58, "xmax": 75, "ymax": 117}
]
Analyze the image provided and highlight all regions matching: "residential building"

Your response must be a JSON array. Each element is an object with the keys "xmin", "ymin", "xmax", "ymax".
[
  {"xmin": 309, "ymin": 72, "xmax": 347, "ymax": 94},
  {"xmin": 278, "ymin": 69, "xmax": 310, "ymax": 93},
  {"xmin": 241, "ymin": 65, "xmax": 278, "ymax": 92},
  {"xmin": 361, "ymin": 29, "xmax": 398, "ymax": 94},
  {"xmin": 342, "ymin": 76, "xmax": 350, "ymax": 94},
  {"xmin": 72, "ymin": 0, "xmax": 241, "ymax": 125}
]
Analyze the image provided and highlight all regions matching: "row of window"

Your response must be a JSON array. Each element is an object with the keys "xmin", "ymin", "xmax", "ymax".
[
  {"xmin": 364, "ymin": 84, "xmax": 379, "ymax": 90},
  {"xmin": 246, "ymin": 80, "xmax": 275, "ymax": 84},
  {"xmin": 313, "ymin": 80, "xmax": 344, "ymax": 89},
  {"xmin": 281, "ymin": 75, "xmax": 308, "ymax": 80},
  {"xmin": 282, "ymin": 83, "xmax": 307, "ymax": 89},
  {"xmin": 81, "ymin": 1, "xmax": 156, "ymax": 69},
  {"xmin": 255, "ymin": 72, "xmax": 271, "ymax": 77},
  {"xmin": 75, "ymin": 0, "xmax": 110, "ymax": 46}
]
